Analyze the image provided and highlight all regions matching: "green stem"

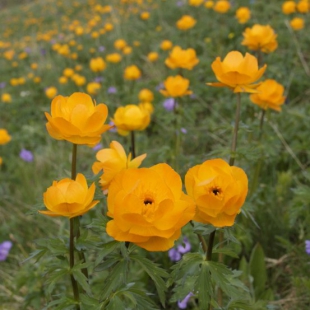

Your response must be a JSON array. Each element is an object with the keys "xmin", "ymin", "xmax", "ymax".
[
  {"xmin": 130, "ymin": 130, "xmax": 136, "ymax": 159},
  {"xmin": 190, "ymin": 221, "xmax": 208, "ymax": 254},
  {"xmin": 259, "ymin": 109, "xmax": 265, "ymax": 140},
  {"xmin": 173, "ymin": 99, "xmax": 181, "ymax": 171},
  {"xmin": 71, "ymin": 144, "xmax": 77, "ymax": 180},
  {"xmin": 206, "ymin": 231, "xmax": 216, "ymax": 261}
]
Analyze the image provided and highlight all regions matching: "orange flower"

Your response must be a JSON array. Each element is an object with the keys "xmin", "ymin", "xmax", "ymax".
[
  {"xmin": 45, "ymin": 86, "xmax": 58, "ymax": 99},
  {"xmin": 235, "ymin": 7, "xmax": 251, "ymax": 24},
  {"xmin": 241, "ymin": 24, "xmax": 278, "ymax": 53},
  {"xmin": 39, "ymin": 173, "xmax": 99, "ymax": 218},
  {"xmin": 160, "ymin": 40, "xmax": 173, "ymax": 51},
  {"xmin": 114, "ymin": 39, "xmax": 127, "ymax": 50},
  {"xmin": 207, "ymin": 51, "xmax": 267, "ymax": 93},
  {"xmin": 86, "ymin": 82, "xmax": 101, "ymax": 95},
  {"xmin": 189, "ymin": 0, "xmax": 204, "ymax": 6},
  {"xmin": 106, "ymin": 163, "xmax": 195, "ymax": 251},
  {"xmin": 165, "ymin": 46, "xmax": 199, "ymax": 70},
  {"xmin": 185, "ymin": 159, "xmax": 248, "ymax": 227},
  {"xmin": 290, "ymin": 17, "xmax": 305, "ymax": 30},
  {"xmin": 45, "ymin": 92, "xmax": 110, "ymax": 146},
  {"xmin": 213, "ymin": 0, "xmax": 230, "ymax": 13},
  {"xmin": 147, "ymin": 52, "xmax": 159, "ymax": 62},
  {"xmin": 92, "ymin": 141, "xmax": 147, "ymax": 191},
  {"xmin": 106, "ymin": 53, "xmax": 122, "ymax": 63},
  {"xmin": 124, "ymin": 65, "xmax": 142, "ymax": 80},
  {"xmin": 140, "ymin": 11, "xmax": 150, "ymax": 20},
  {"xmin": 89, "ymin": 57, "xmax": 106, "ymax": 72},
  {"xmin": 297, "ymin": 0, "xmax": 309, "ymax": 13},
  {"xmin": 0, "ymin": 129, "xmax": 11, "ymax": 145},
  {"xmin": 112, "ymin": 104, "xmax": 151, "ymax": 136},
  {"xmin": 138, "ymin": 88, "xmax": 154, "ymax": 102},
  {"xmin": 282, "ymin": 1, "xmax": 296, "ymax": 14},
  {"xmin": 204, "ymin": 0, "xmax": 214, "ymax": 8},
  {"xmin": 250, "ymin": 79, "xmax": 285, "ymax": 112},
  {"xmin": 160, "ymin": 75, "xmax": 192, "ymax": 98},
  {"xmin": 176, "ymin": 15, "xmax": 197, "ymax": 31},
  {"xmin": 1, "ymin": 93, "xmax": 12, "ymax": 103}
]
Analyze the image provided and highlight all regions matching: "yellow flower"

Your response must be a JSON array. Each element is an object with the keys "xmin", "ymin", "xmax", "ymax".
[
  {"xmin": 106, "ymin": 163, "xmax": 196, "ymax": 251},
  {"xmin": 160, "ymin": 40, "xmax": 173, "ymax": 51},
  {"xmin": 92, "ymin": 141, "xmax": 147, "ymax": 191},
  {"xmin": 207, "ymin": 51, "xmax": 267, "ymax": 93},
  {"xmin": 213, "ymin": 0, "xmax": 230, "ymax": 13},
  {"xmin": 176, "ymin": 15, "xmax": 197, "ymax": 30},
  {"xmin": 106, "ymin": 53, "xmax": 122, "ymax": 63},
  {"xmin": 290, "ymin": 17, "xmax": 305, "ymax": 30},
  {"xmin": 122, "ymin": 46, "xmax": 132, "ymax": 55},
  {"xmin": 165, "ymin": 46, "xmax": 199, "ymax": 70},
  {"xmin": 140, "ymin": 11, "xmax": 150, "ymax": 20},
  {"xmin": 113, "ymin": 104, "xmax": 151, "ymax": 135},
  {"xmin": 114, "ymin": 39, "xmax": 127, "ymax": 50},
  {"xmin": 39, "ymin": 173, "xmax": 99, "ymax": 218},
  {"xmin": 1, "ymin": 93, "xmax": 12, "ymax": 103},
  {"xmin": 86, "ymin": 82, "xmax": 101, "ymax": 95},
  {"xmin": 0, "ymin": 157, "xmax": 2, "ymax": 165},
  {"xmin": 282, "ymin": 1, "xmax": 296, "ymax": 14},
  {"xmin": 297, "ymin": 0, "xmax": 309, "ymax": 13},
  {"xmin": 45, "ymin": 87, "xmax": 58, "ymax": 99},
  {"xmin": 160, "ymin": 75, "xmax": 192, "ymax": 98},
  {"xmin": 59, "ymin": 76, "xmax": 68, "ymax": 84},
  {"xmin": 124, "ymin": 65, "xmax": 142, "ymax": 80},
  {"xmin": 139, "ymin": 102, "xmax": 154, "ymax": 114},
  {"xmin": 204, "ymin": 0, "xmax": 214, "ymax": 8},
  {"xmin": 235, "ymin": 7, "xmax": 251, "ymax": 24},
  {"xmin": 189, "ymin": 0, "xmax": 204, "ymax": 6},
  {"xmin": 250, "ymin": 79, "xmax": 285, "ymax": 112},
  {"xmin": 45, "ymin": 92, "xmax": 110, "ymax": 146},
  {"xmin": 185, "ymin": 159, "xmax": 248, "ymax": 227},
  {"xmin": 241, "ymin": 24, "xmax": 278, "ymax": 53},
  {"xmin": 0, "ymin": 129, "xmax": 11, "ymax": 145},
  {"xmin": 105, "ymin": 23, "xmax": 114, "ymax": 31},
  {"xmin": 147, "ymin": 52, "xmax": 159, "ymax": 62},
  {"xmin": 89, "ymin": 57, "xmax": 106, "ymax": 72},
  {"xmin": 138, "ymin": 88, "xmax": 154, "ymax": 102},
  {"xmin": 63, "ymin": 68, "xmax": 75, "ymax": 77}
]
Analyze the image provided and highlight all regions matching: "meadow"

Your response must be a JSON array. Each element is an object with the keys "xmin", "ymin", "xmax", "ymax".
[{"xmin": 0, "ymin": 0, "xmax": 310, "ymax": 309}]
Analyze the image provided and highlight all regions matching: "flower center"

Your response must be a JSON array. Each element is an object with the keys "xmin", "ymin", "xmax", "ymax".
[
  {"xmin": 209, "ymin": 186, "xmax": 223, "ymax": 199},
  {"xmin": 144, "ymin": 198, "xmax": 154, "ymax": 205}
]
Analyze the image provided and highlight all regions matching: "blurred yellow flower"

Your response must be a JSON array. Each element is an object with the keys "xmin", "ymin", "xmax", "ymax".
[
  {"xmin": 140, "ymin": 11, "xmax": 150, "ymax": 20},
  {"xmin": 213, "ymin": 0, "xmax": 230, "ymax": 13},
  {"xmin": 189, "ymin": 0, "xmax": 204, "ymax": 6},
  {"xmin": 86, "ymin": 82, "xmax": 101, "ymax": 95},
  {"xmin": 282, "ymin": 1, "xmax": 296, "ymax": 14},
  {"xmin": 45, "ymin": 92, "xmax": 110, "ymax": 146},
  {"xmin": 138, "ymin": 88, "xmax": 154, "ymax": 102},
  {"xmin": 0, "ymin": 157, "xmax": 2, "ymax": 165},
  {"xmin": 0, "ymin": 129, "xmax": 11, "ymax": 145},
  {"xmin": 113, "ymin": 104, "xmax": 151, "ymax": 135},
  {"xmin": 297, "ymin": 0, "xmax": 309, "ymax": 13},
  {"xmin": 241, "ymin": 24, "xmax": 278, "ymax": 53},
  {"xmin": 106, "ymin": 163, "xmax": 196, "ymax": 251},
  {"xmin": 165, "ymin": 46, "xmax": 199, "ymax": 70},
  {"xmin": 90, "ymin": 57, "xmax": 106, "ymax": 72},
  {"xmin": 204, "ymin": 0, "xmax": 214, "ymax": 8},
  {"xmin": 290, "ymin": 17, "xmax": 305, "ymax": 30},
  {"xmin": 250, "ymin": 79, "xmax": 285, "ymax": 112},
  {"xmin": 160, "ymin": 40, "xmax": 173, "ymax": 50},
  {"xmin": 160, "ymin": 75, "xmax": 192, "ymax": 98},
  {"xmin": 39, "ymin": 173, "xmax": 99, "ymax": 218},
  {"xmin": 31, "ymin": 63, "xmax": 38, "ymax": 70},
  {"xmin": 45, "ymin": 87, "xmax": 58, "ymax": 99},
  {"xmin": 63, "ymin": 68, "xmax": 75, "ymax": 77},
  {"xmin": 235, "ymin": 7, "xmax": 251, "ymax": 24},
  {"xmin": 124, "ymin": 65, "xmax": 142, "ymax": 80},
  {"xmin": 176, "ymin": 15, "xmax": 197, "ymax": 30},
  {"xmin": 114, "ymin": 39, "xmax": 127, "ymax": 50},
  {"xmin": 92, "ymin": 140, "xmax": 147, "ymax": 191},
  {"xmin": 139, "ymin": 102, "xmax": 154, "ymax": 114},
  {"xmin": 106, "ymin": 53, "xmax": 122, "ymax": 63},
  {"xmin": 185, "ymin": 158, "xmax": 248, "ymax": 227},
  {"xmin": 59, "ymin": 76, "xmax": 68, "ymax": 84},
  {"xmin": 147, "ymin": 52, "xmax": 159, "ymax": 62},
  {"xmin": 207, "ymin": 51, "xmax": 267, "ymax": 93},
  {"xmin": 105, "ymin": 23, "xmax": 114, "ymax": 31},
  {"xmin": 122, "ymin": 46, "xmax": 133, "ymax": 55},
  {"xmin": 1, "ymin": 93, "xmax": 12, "ymax": 103}
]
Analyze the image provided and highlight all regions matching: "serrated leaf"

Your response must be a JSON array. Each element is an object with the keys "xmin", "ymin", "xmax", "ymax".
[
  {"xmin": 95, "ymin": 241, "xmax": 120, "ymax": 266},
  {"xmin": 45, "ymin": 268, "xmax": 69, "ymax": 286},
  {"xmin": 192, "ymin": 222, "xmax": 216, "ymax": 236},
  {"xmin": 212, "ymin": 247, "xmax": 239, "ymax": 258},
  {"xmin": 22, "ymin": 248, "xmax": 47, "ymax": 264},
  {"xmin": 72, "ymin": 269, "xmax": 92, "ymax": 295},
  {"xmin": 197, "ymin": 262, "xmax": 212, "ymax": 309}
]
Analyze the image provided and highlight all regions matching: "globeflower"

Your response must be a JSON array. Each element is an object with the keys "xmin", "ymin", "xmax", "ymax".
[
  {"xmin": 39, "ymin": 173, "xmax": 99, "ymax": 218},
  {"xmin": 185, "ymin": 159, "xmax": 248, "ymax": 227},
  {"xmin": 235, "ymin": 7, "xmax": 251, "ymax": 24},
  {"xmin": 92, "ymin": 140, "xmax": 147, "ymax": 191},
  {"xmin": 45, "ymin": 92, "xmax": 110, "ymax": 146},
  {"xmin": 112, "ymin": 104, "xmax": 151, "ymax": 136},
  {"xmin": 124, "ymin": 65, "xmax": 141, "ymax": 80},
  {"xmin": 213, "ymin": 0, "xmax": 230, "ymax": 13},
  {"xmin": 89, "ymin": 57, "xmax": 106, "ymax": 72},
  {"xmin": 297, "ymin": 0, "xmax": 309, "ymax": 13},
  {"xmin": 165, "ymin": 46, "xmax": 199, "ymax": 70},
  {"xmin": 282, "ymin": 1, "xmax": 296, "ymax": 14},
  {"xmin": 45, "ymin": 86, "xmax": 58, "ymax": 99},
  {"xmin": 207, "ymin": 51, "xmax": 267, "ymax": 93},
  {"xmin": 147, "ymin": 52, "xmax": 159, "ymax": 62},
  {"xmin": 0, "ymin": 129, "xmax": 11, "ymax": 145},
  {"xmin": 87, "ymin": 82, "xmax": 101, "ymax": 95},
  {"xmin": 176, "ymin": 15, "xmax": 197, "ymax": 31},
  {"xmin": 160, "ymin": 40, "xmax": 173, "ymax": 51},
  {"xmin": 106, "ymin": 163, "xmax": 196, "ymax": 251},
  {"xmin": 160, "ymin": 75, "xmax": 192, "ymax": 98},
  {"xmin": 250, "ymin": 79, "xmax": 285, "ymax": 112},
  {"xmin": 114, "ymin": 39, "xmax": 127, "ymax": 50},
  {"xmin": 1, "ymin": 93, "xmax": 11, "ymax": 103},
  {"xmin": 106, "ymin": 53, "xmax": 122, "ymax": 63},
  {"xmin": 138, "ymin": 88, "xmax": 154, "ymax": 102},
  {"xmin": 189, "ymin": 0, "xmax": 204, "ymax": 6},
  {"xmin": 290, "ymin": 17, "xmax": 305, "ymax": 30},
  {"xmin": 140, "ymin": 11, "xmax": 150, "ymax": 20},
  {"xmin": 241, "ymin": 24, "xmax": 278, "ymax": 53}
]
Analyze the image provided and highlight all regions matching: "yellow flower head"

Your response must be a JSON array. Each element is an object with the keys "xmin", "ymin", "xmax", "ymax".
[
  {"xmin": 124, "ymin": 65, "xmax": 142, "ymax": 80},
  {"xmin": 139, "ymin": 102, "xmax": 154, "ymax": 114},
  {"xmin": 92, "ymin": 140, "xmax": 147, "ymax": 191},
  {"xmin": 89, "ymin": 57, "xmax": 106, "ymax": 72},
  {"xmin": 114, "ymin": 39, "xmax": 127, "ymax": 50},
  {"xmin": 297, "ymin": 0, "xmax": 309, "ymax": 13},
  {"xmin": 160, "ymin": 40, "xmax": 173, "ymax": 51},
  {"xmin": 213, "ymin": 0, "xmax": 230, "ymax": 13},
  {"xmin": 235, "ymin": 7, "xmax": 251, "ymax": 24},
  {"xmin": 87, "ymin": 82, "xmax": 101, "ymax": 95},
  {"xmin": 0, "ymin": 129, "xmax": 11, "ymax": 145},
  {"xmin": 282, "ymin": 1, "xmax": 296, "ymax": 14},
  {"xmin": 45, "ymin": 92, "xmax": 110, "ymax": 146},
  {"xmin": 45, "ymin": 87, "xmax": 58, "ymax": 99},
  {"xmin": 241, "ymin": 24, "xmax": 278, "ymax": 53},
  {"xmin": 185, "ymin": 159, "xmax": 248, "ymax": 227},
  {"xmin": 106, "ymin": 53, "xmax": 122, "ymax": 63},
  {"xmin": 147, "ymin": 52, "xmax": 159, "ymax": 62},
  {"xmin": 204, "ymin": 0, "xmax": 214, "ymax": 8},
  {"xmin": 207, "ymin": 51, "xmax": 267, "ymax": 93},
  {"xmin": 176, "ymin": 15, "xmax": 197, "ymax": 31},
  {"xmin": 112, "ymin": 104, "xmax": 151, "ymax": 135},
  {"xmin": 160, "ymin": 75, "xmax": 192, "ymax": 98},
  {"xmin": 290, "ymin": 17, "xmax": 305, "ymax": 30},
  {"xmin": 1, "ymin": 93, "xmax": 12, "ymax": 103},
  {"xmin": 138, "ymin": 88, "xmax": 154, "ymax": 102},
  {"xmin": 39, "ymin": 173, "xmax": 99, "ymax": 218},
  {"xmin": 189, "ymin": 0, "xmax": 204, "ymax": 6},
  {"xmin": 165, "ymin": 46, "xmax": 199, "ymax": 70},
  {"xmin": 250, "ymin": 79, "xmax": 285, "ymax": 112},
  {"xmin": 106, "ymin": 163, "xmax": 196, "ymax": 251},
  {"xmin": 63, "ymin": 68, "xmax": 75, "ymax": 77},
  {"xmin": 140, "ymin": 11, "xmax": 150, "ymax": 20}
]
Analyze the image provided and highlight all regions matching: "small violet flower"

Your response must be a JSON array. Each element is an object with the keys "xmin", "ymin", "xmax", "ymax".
[
  {"xmin": 178, "ymin": 292, "xmax": 193, "ymax": 309},
  {"xmin": 98, "ymin": 46, "xmax": 105, "ymax": 52},
  {"xmin": 107, "ymin": 86, "xmax": 117, "ymax": 94},
  {"xmin": 163, "ymin": 98, "xmax": 176, "ymax": 112},
  {"xmin": 19, "ymin": 148, "xmax": 34, "ymax": 162},
  {"xmin": 168, "ymin": 237, "xmax": 191, "ymax": 262},
  {"xmin": 305, "ymin": 240, "xmax": 310, "ymax": 255},
  {"xmin": 0, "ymin": 82, "xmax": 6, "ymax": 89},
  {"xmin": 168, "ymin": 248, "xmax": 181, "ymax": 262},
  {"xmin": 180, "ymin": 128, "xmax": 187, "ymax": 134},
  {"xmin": 0, "ymin": 241, "xmax": 12, "ymax": 261},
  {"xmin": 93, "ymin": 143, "xmax": 103, "ymax": 151},
  {"xmin": 177, "ymin": 237, "xmax": 191, "ymax": 253}
]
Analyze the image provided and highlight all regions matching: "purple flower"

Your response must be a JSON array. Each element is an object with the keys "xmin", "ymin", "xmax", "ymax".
[
  {"xmin": 0, "ymin": 82, "xmax": 6, "ymax": 89},
  {"xmin": 177, "ymin": 237, "xmax": 191, "ymax": 254},
  {"xmin": 93, "ymin": 143, "xmax": 103, "ymax": 151},
  {"xmin": 176, "ymin": 1, "xmax": 184, "ymax": 7},
  {"xmin": 0, "ymin": 241, "xmax": 12, "ymax": 261},
  {"xmin": 168, "ymin": 248, "xmax": 181, "ymax": 262},
  {"xmin": 98, "ymin": 46, "xmax": 105, "ymax": 52},
  {"xmin": 180, "ymin": 128, "xmax": 187, "ymax": 134},
  {"xmin": 178, "ymin": 292, "xmax": 193, "ymax": 309},
  {"xmin": 40, "ymin": 48, "xmax": 46, "ymax": 56},
  {"xmin": 107, "ymin": 86, "xmax": 117, "ymax": 94},
  {"xmin": 163, "ymin": 98, "xmax": 176, "ymax": 111},
  {"xmin": 94, "ymin": 76, "xmax": 104, "ymax": 83},
  {"xmin": 305, "ymin": 240, "xmax": 310, "ymax": 255},
  {"xmin": 19, "ymin": 148, "xmax": 34, "ymax": 162}
]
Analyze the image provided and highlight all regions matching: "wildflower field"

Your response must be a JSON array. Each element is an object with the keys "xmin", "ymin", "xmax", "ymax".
[{"xmin": 1, "ymin": 0, "xmax": 310, "ymax": 309}]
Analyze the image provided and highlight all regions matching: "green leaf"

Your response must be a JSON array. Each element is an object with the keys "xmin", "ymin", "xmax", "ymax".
[
  {"xmin": 80, "ymin": 294, "xmax": 100, "ymax": 309},
  {"xmin": 192, "ymin": 222, "xmax": 216, "ymax": 235},
  {"xmin": 106, "ymin": 295, "xmax": 125, "ymax": 310},
  {"xmin": 212, "ymin": 246, "xmax": 239, "ymax": 258},
  {"xmin": 130, "ymin": 254, "xmax": 169, "ymax": 307},
  {"xmin": 249, "ymin": 243, "xmax": 267, "ymax": 299},
  {"xmin": 197, "ymin": 261, "xmax": 212, "ymax": 309},
  {"xmin": 95, "ymin": 241, "xmax": 120, "ymax": 266},
  {"xmin": 22, "ymin": 248, "xmax": 47, "ymax": 264},
  {"xmin": 72, "ymin": 269, "xmax": 92, "ymax": 295}
]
